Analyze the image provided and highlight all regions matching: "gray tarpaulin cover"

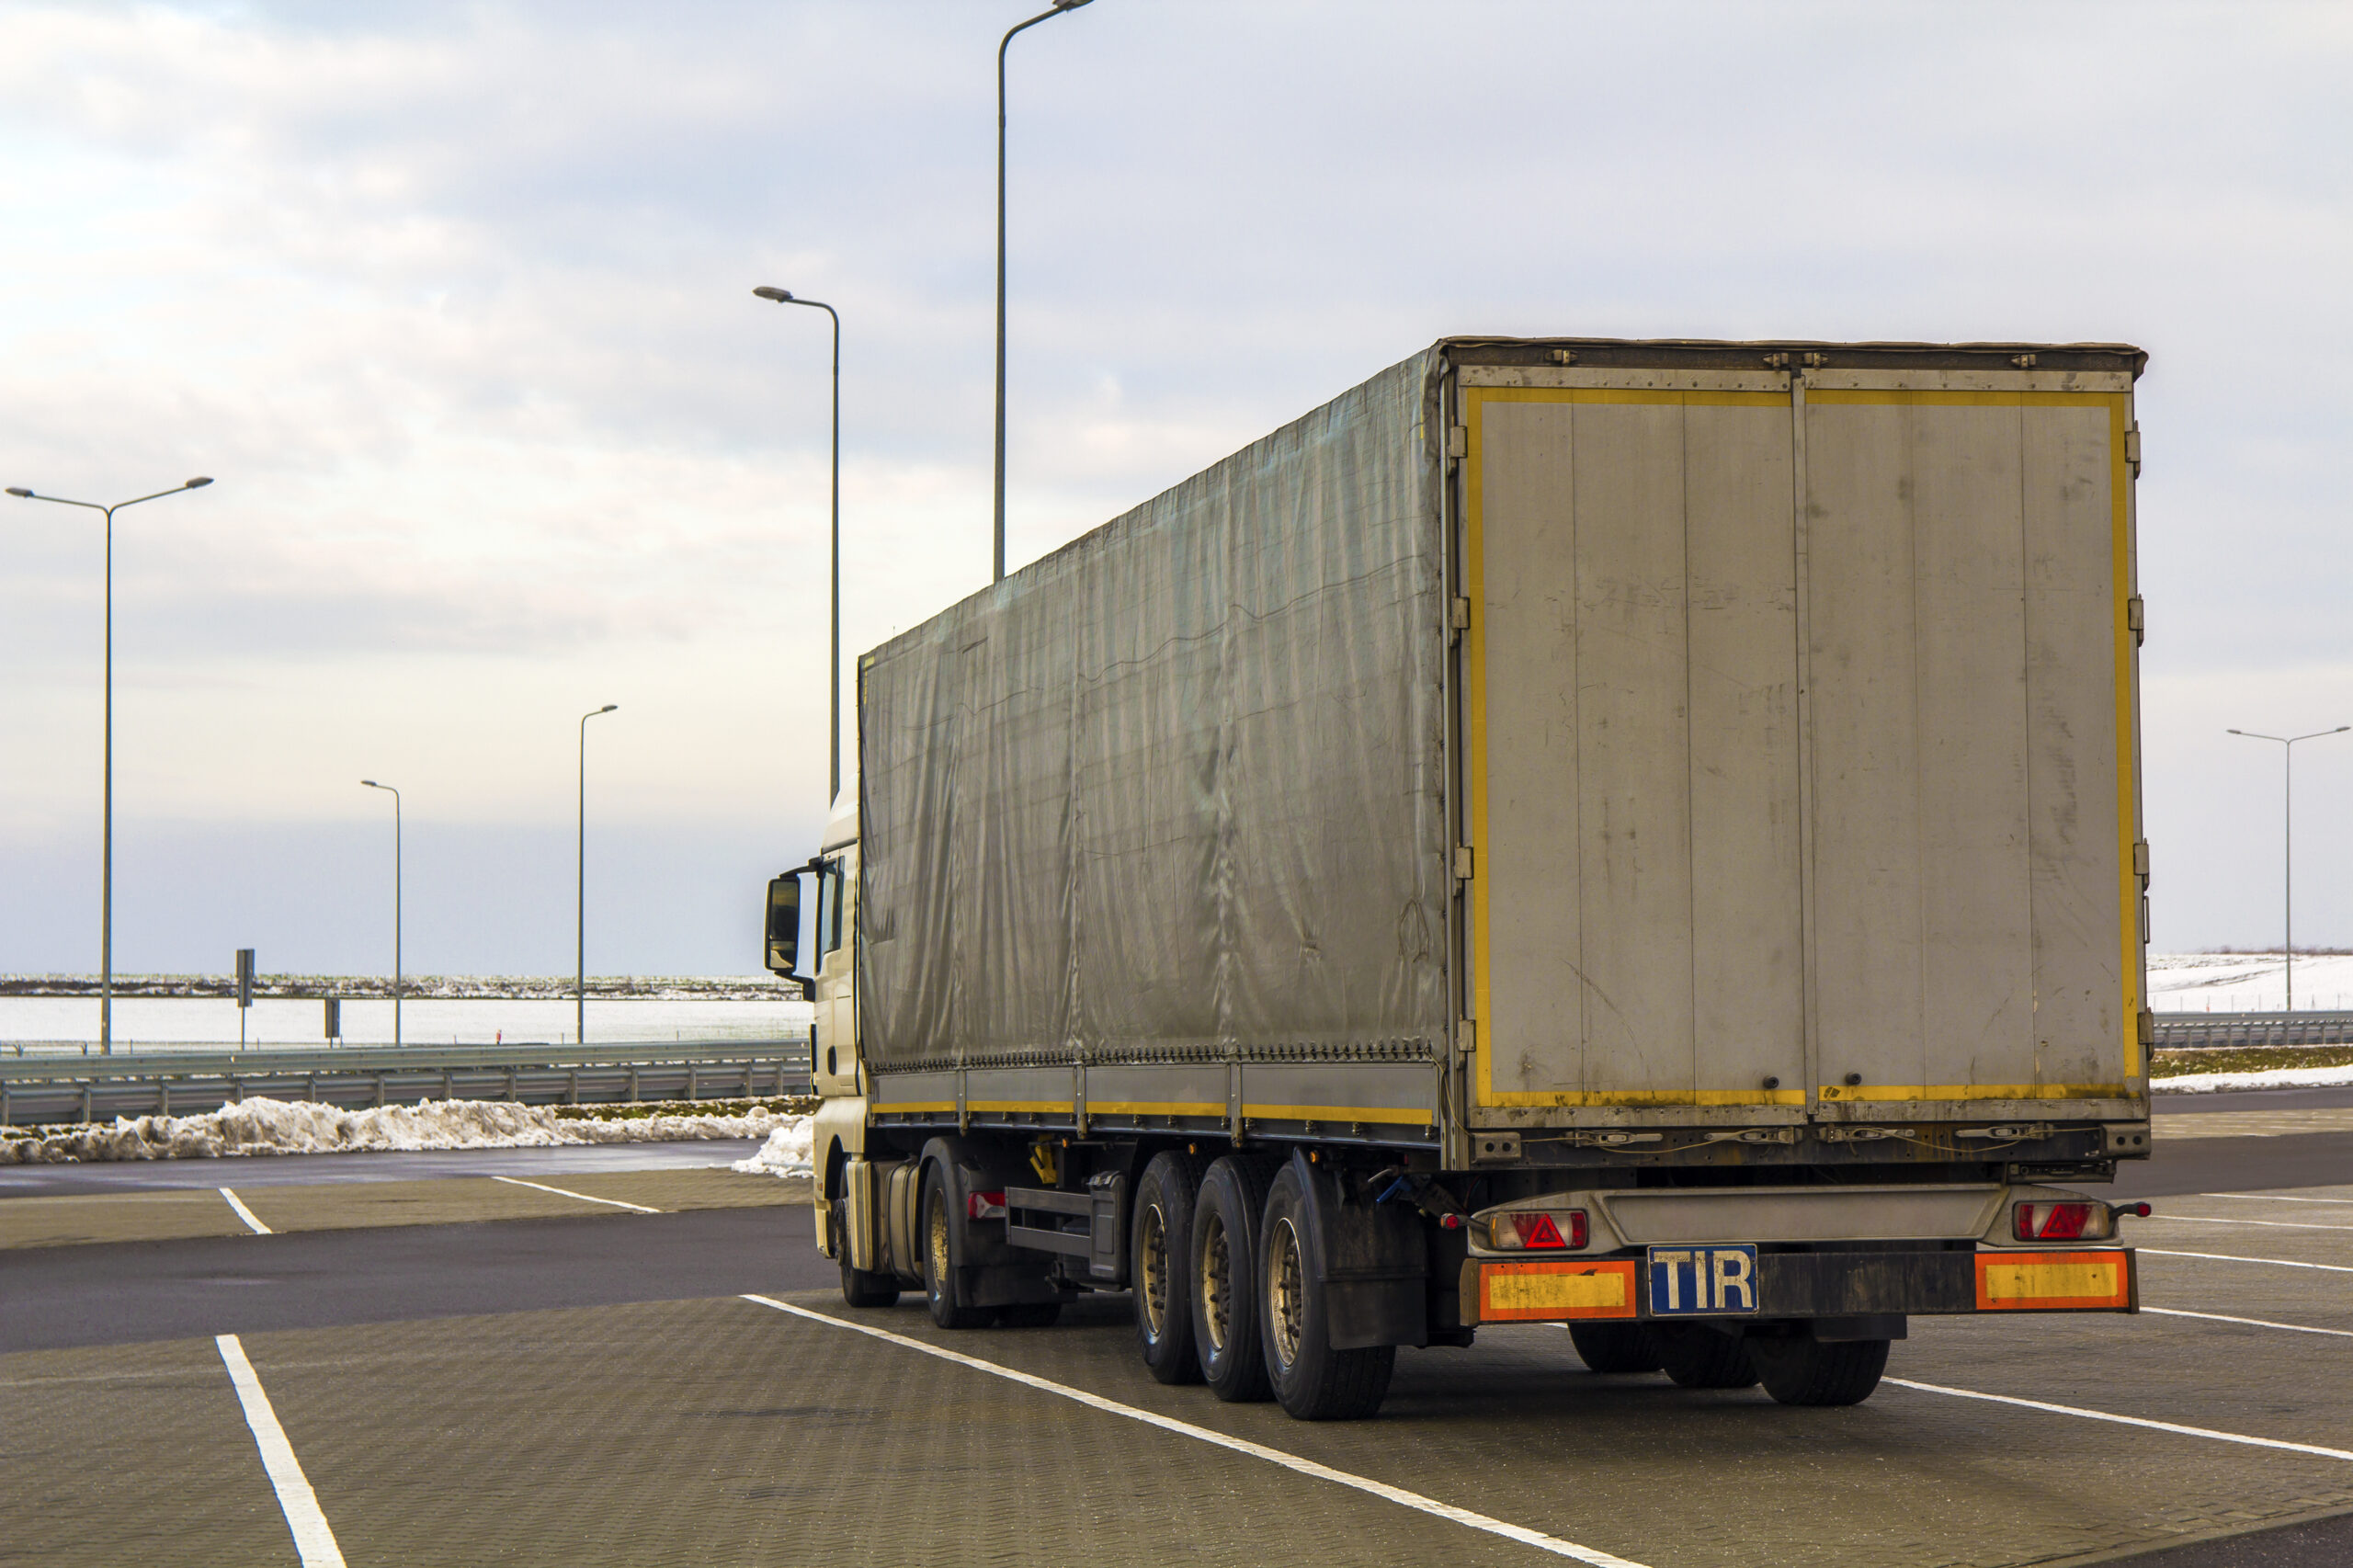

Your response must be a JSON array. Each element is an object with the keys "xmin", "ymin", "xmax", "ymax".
[{"xmin": 858, "ymin": 348, "xmax": 1450, "ymax": 1068}]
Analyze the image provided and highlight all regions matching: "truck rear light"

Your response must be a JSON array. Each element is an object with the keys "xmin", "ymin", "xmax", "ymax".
[
  {"xmin": 969, "ymin": 1190, "xmax": 1006, "ymax": 1221},
  {"xmin": 2013, "ymin": 1200, "xmax": 2111, "ymax": 1242},
  {"xmin": 1487, "ymin": 1210, "xmax": 1586, "ymax": 1250}
]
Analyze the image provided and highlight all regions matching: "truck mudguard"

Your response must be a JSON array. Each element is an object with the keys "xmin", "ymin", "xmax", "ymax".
[{"xmin": 1290, "ymin": 1150, "xmax": 1430, "ymax": 1350}]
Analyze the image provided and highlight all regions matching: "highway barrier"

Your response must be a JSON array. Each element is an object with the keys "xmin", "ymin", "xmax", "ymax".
[{"xmin": 0, "ymin": 1038, "xmax": 812, "ymax": 1126}]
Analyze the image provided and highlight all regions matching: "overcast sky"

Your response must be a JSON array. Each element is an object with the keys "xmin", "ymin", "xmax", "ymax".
[{"xmin": 4, "ymin": 0, "xmax": 2350, "ymax": 979}]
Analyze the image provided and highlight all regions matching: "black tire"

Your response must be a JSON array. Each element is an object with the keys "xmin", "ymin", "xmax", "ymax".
[
  {"xmin": 1190, "ymin": 1155, "xmax": 1279, "ymax": 1402},
  {"xmin": 995, "ymin": 1301, "xmax": 1063, "ymax": 1328},
  {"xmin": 1751, "ymin": 1336, "xmax": 1890, "ymax": 1406},
  {"xmin": 921, "ymin": 1166, "xmax": 992, "ymax": 1329},
  {"xmin": 1260, "ymin": 1164, "xmax": 1395, "ymax": 1420},
  {"xmin": 1131, "ymin": 1151, "xmax": 1205, "ymax": 1383},
  {"xmin": 1652, "ymin": 1324, "xmax": 1759, "ymax": 1389},
  {"xmin": 832, "ymin": 1199, "xmax": 901, "ymax": 1309},
  {"xmin": 1567, "ymin": 1322, "xmax": 1663, "ymax": 1374}
]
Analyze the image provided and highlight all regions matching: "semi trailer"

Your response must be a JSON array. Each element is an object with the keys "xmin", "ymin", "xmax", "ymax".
[{"xmin": 765, "ymin": 335, "xmax": 2154, "ymax": 1419}]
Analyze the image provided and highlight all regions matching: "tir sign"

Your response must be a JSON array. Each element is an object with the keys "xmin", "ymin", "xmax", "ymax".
[{"xmin": 1646, "ymin": 1244, "xmax": 1760, "ymax": 1316}]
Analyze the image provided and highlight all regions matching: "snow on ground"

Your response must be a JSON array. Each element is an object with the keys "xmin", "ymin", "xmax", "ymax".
[
  {"xmin": 2149, "ymin": 952, "xmax": 2353, "ymax": 1013},
  {"xmin": 731, "ymin": 1119, "xmax": 816, "ymax": 1178},
  {"xmin": 0, "ymin": 994, "xmax": 813, "ymax": 1051},
  {"xmin": 2151, "ymin": 1062, "xmax": 2353, "ymax": 1095},
  {"xmin": 0, "ymin": 1096, "xmax": 808, "ymax": 1165}
]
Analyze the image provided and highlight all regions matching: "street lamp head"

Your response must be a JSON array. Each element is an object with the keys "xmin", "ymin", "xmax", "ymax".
[
  {"xmin": 1052, "ymin": 0, "xmax": 1094, "ymax": 8},
  {"xmin": 752, "ymin": 286, "xmax": 793, "ymax": 303},
  {"xmin": 599, "ymin": 703, "xmax": 619, "ymax": 713},
  {"xmin": 361, "ymin": 779, "xmax": 377, "ymax": 788},
  {"xmin": 6, "ymin": 487, "xmax": 30, "ymax": 498},
  {"xmin": 2227, "ymin": 729, "xmax": 2245, "ymax": 736},
  {"xmin": 185, "ymin": 477, "xmax": 213, "ymax": 490}
]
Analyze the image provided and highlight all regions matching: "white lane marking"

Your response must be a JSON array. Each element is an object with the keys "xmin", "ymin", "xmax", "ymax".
[
  {"xmin": 219, "ymin": 1187, "xmax": 272, "ymax": 1234},
  {"xmin": 2157, "ymin": 1214, "xmax": 2353, "ymax": 1233},
  {"xmin": 2143, "ymin": 1307, "xmax": 2353, "ymax": 1340},
  {"xmin": 1887, "ymin": 1378, "xmax": 2353, "ymax": 1464},
  {"xmin": 489, "ymin": 1175, "xmax": 660, "ymax": 1213},
  {"xmin": 742, "ymin": 1294, "xmax": 1647, "ymax": 1567},
  {"xmin": 216, "ymin": 1335, "xmax": 347, "ymax": 1568},
  {"xmin": 2143, "ymin": 1247, "xmax": 2353, "ymax": 1274},
  {"xmin": 2201, "ymin": 1192, "xmax": 2353, "ymax": 1207}
]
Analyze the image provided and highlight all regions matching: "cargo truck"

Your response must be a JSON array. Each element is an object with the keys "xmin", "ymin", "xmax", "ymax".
[{"xmin": 765, "ymin": 336, "xmax": 2155, "ymax": 1419}]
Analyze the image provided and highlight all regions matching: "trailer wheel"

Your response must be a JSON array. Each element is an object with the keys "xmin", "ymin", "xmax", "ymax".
[
  {"xmin": 1190, "ymin": 1155, "xmax": 1278, "ymax": 1402},
  {"xmin": 1652, "ymin": 1324, "xmax": 1758, "ymax": 1389},
  {"xmin": 921, "ymin": 1166, "xmax": 991, "ymax": 1330},
  {"xmin": 1751, "ymin": 1336, "xmax": 1889, "ymax": 1406},
  {"xmin": 1259, "ymin": 1164, "xmax": 1394, "ymax": 1420},
  {"xmin": 1567, "ymin": 1322, "xmax": 1663, "ymax": 1374},
  {"xmin": 1131, "ymin": 1151, "xmax": 1205, "ymax": 1383},
  {"xmin": 832, "ymin": 1199, "xmax": 901, "ymax": 1309}
]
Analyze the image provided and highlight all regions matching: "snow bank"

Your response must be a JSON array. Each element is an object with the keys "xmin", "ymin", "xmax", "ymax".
[
  {"xmin": 0, "ymin": 1096, "xmax": 805, "ymax": 1165},
  {"xmin": 2154, "ymin": 1063, "xmax": 2353, "ymax": 1095},
  {"xmin": 730, "ymin": 1119, "xmax": 815, "ymax": 1178}
]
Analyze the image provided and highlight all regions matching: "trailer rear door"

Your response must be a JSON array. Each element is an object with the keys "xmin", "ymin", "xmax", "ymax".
[{"xmin": 1457, "ymin": 362, "xmax": 2144, "ymax": 1127}]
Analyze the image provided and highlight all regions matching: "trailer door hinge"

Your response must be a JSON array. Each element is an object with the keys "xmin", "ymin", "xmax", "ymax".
[
  {"xmin": 2137, "ymin": 1009, "xmax": 2155, "ymax": 1048},
  {"xmin": 1447, "ymin": 425, "xmax": 1468, "ymax": 460},
  {"xmin": 1453, "ymin": 845, "xmax": 1474, "ymax": 881},
  {"xmin": 1449, "ymin": 596, "xmax": 1471, "ymax": 642},
  {"xmin": 1457, "ymin": 1018, "xmax": 1475, "ymax": 1056},
  {"xmin": 2124, "ymin": 422, "xmax": 2142, "ymax": 478},
  {"xmin": 2127, "ymin": 594, "xmax": 2144, "ymax": 646},
  {"xmin": 2132, "ymin": 838, "xmax": 2151, "ymax": 887}
]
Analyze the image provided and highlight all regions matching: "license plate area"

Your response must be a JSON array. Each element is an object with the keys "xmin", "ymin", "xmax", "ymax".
[{"xmin": 1646, "ymin": 1244, "xmax": 1760, "ymax": 1316}]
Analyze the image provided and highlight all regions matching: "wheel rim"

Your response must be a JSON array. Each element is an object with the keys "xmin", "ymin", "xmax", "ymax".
[
  {"xmin": 1267, "ymin": 1217, "xmax": 1304, "ymax": 1370},
  {"xmin": 927, "ymin": 1187, "xmax": 951, "ymax": 1300},
  {"xmin": 1199, "ymin": 1212, "xmax": 1231, "ymax": 1353},
  {"xmin": 1140, "ymin": 1200, "xmax": 1170, "ymax": 1338}
]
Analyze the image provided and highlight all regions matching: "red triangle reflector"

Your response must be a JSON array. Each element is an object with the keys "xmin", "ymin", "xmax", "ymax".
[{"xmin": 1522, "ymin": 1212, "xmax": 1566, "ymax": 1249}]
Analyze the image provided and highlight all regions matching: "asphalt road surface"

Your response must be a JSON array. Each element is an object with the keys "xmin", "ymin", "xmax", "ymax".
[{"xmin": 6, "ymin": 1101, "xmax": 2352, "ymax": 1567}]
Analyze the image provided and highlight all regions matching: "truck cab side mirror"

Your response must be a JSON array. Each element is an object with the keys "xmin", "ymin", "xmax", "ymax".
[{"xmin": 766, "ymin": 874, "xmax": 817, "ymax": 1001}]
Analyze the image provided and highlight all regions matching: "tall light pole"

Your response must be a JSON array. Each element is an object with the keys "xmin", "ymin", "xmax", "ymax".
[
  {"xmin": 7, "ymin": 477, "xmax": 214, "ymax": 1053},
  {"xmin": 995, "ymin": 0, "xmax": 1095, "ymax": 584},
  {"xmin": 751, "ymin": 286, "xmax": 844, "ymax": 802},
  {"xmin": 578, "ymin": 704, "xmax": 619, "ymax": 1045},
  {"xmin": 359, "ymin": 780, "xmax": 402, "ymax": 1046},
  {"xmin": 2228, "ymin": 724, "xmax": 2350, "ymax": 1011}
]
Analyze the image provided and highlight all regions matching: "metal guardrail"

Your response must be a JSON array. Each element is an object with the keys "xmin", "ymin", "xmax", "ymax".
[
  {"xmin": 0, "ymin": 1038, "xmax": 813, "ymax": 1127},
  {"xmin": 2152, "ymin": 1011, "xmax": 2353, "ymax": 1050}
]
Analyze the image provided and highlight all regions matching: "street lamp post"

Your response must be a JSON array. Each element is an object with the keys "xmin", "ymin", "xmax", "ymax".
[
  {"xmin": 2227, "ymin": 725, "xmax": 2351, "ymax": 1011},
  {"xmin": 751, "ymin": 286, "xmax": 844, "ymax": 802},
  {"xmin": 7, "ymin": 477, "xmax": 214, "ymax": 1053},
  {"xmin": 994, "ymin": 0, "xmax": 1095, "ymax": 584},
  {"xmin": 578, "ymin": 704, "xmax": 619, "ymax": 1045},
  {"xmin": 359, "ymin": 781, "xmax": 402, "ymax": 1046}
]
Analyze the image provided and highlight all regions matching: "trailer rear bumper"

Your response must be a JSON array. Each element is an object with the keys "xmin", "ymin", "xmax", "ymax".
[{"xmin": 1461, "ymin": 1247, "xmax": 2137, "ymax": 1325}]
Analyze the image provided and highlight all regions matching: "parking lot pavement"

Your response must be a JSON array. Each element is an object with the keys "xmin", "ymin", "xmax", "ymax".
[
  {"xmin": 0, "ymin": 1139, "xmax": 767, "ymax": 1198},
  {"xmin": 8, "ymin": 1124, "xmax": 2353, "ymax": 1567},
  {"xmin": 8, "ymin": 1184, "xmax": 2353, "ymax": 1567},
  {"xmin": 0, "ymin": 1168, "xmax": 807, "ymax": 1249},
  {"xmin": 2150, "ymin": 1108, "xmax": 2353, "ymax": 1140}
]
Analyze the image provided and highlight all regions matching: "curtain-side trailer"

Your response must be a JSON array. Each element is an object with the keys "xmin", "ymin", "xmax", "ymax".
[{"xmin": 765, "ymin": 335, "xmax": 2154, "ymax": 1419}]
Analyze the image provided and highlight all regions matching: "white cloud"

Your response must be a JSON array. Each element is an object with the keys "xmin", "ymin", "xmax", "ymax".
[{"xmin": 3, "ymin": 0, "xmax": 2350, "ymax": 972}]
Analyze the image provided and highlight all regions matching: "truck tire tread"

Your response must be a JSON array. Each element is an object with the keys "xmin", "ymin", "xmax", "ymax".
[
  {"xmin": 1132, "ymin": 1151, "xmax": 1206, "ymax": 1383},
  {"xmin": 922, "ymin": 1165, "xmax": 992, "ymax": 1330},
  {"xmin": 1653, "ymin": 1324, "xmax": 1759, "ymax": 1389},
  {"xmin": 1568, "ymin": 1322, "xmax": 1663, "ymax": 1374},
  {"xmin": 1753, "ymin": 1336, "xmax": 1890, "ymax": 1406},
  {"xmin": 1192, "ymin": 1154, "xmax": 1279, "ymax": 1403}
]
